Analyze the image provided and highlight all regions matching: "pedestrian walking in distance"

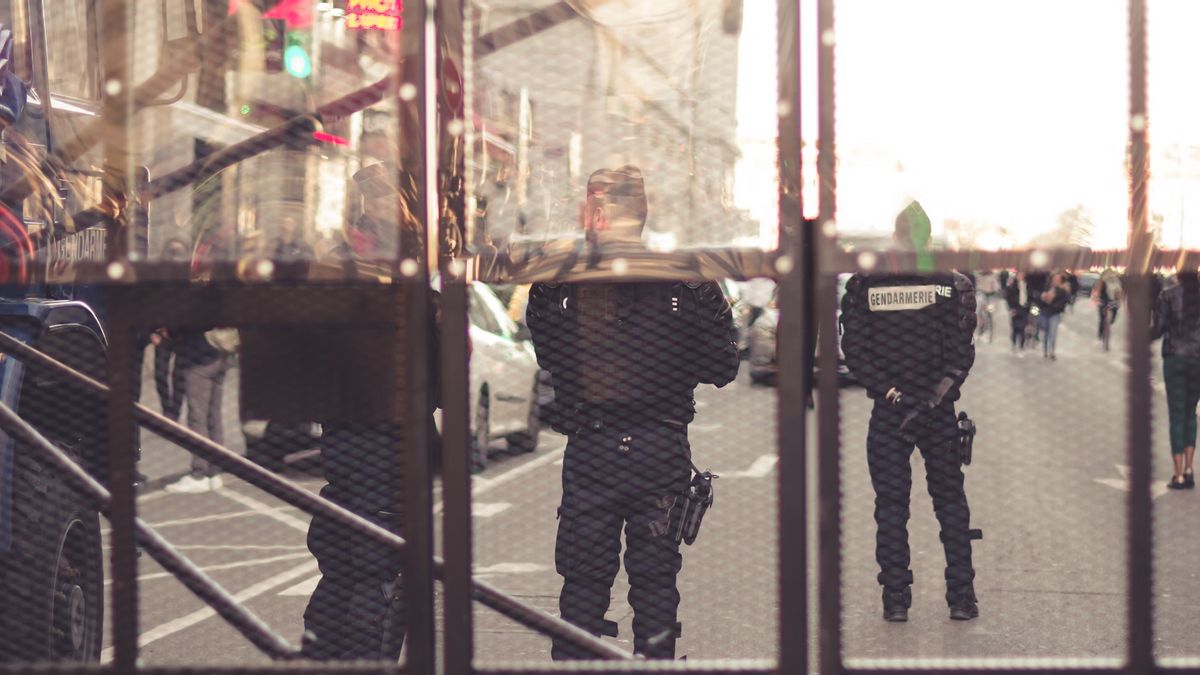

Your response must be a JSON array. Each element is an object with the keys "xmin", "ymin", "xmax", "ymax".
[
  {"xmin": 1005, "ymin": 271, "xmax": 1031, "ymax": 356},
  {"xmin": 527, "ymin": 166, "xmax": 739, "ymax": 659},
  {"xmin": 840, "ymin": 200, "xmax": 982, "ymax": 622},
  {"xmin": 1151, "ymin": 262, "xmax": 1200, "ymax": 490},
  {"xmin": 1038, "ymin": 272, "xmax": 1071, "ymax": 360}
]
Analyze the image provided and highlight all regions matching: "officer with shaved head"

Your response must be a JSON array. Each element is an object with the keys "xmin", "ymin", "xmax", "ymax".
[{"xmin": 527, "ymin": 166, "xmax": 739, "ymax": 659}]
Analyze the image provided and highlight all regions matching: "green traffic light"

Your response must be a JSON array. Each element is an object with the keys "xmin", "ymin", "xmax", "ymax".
[{"xmin": 284, "ymin": 44, "xmax": 312, "ymax": 78}]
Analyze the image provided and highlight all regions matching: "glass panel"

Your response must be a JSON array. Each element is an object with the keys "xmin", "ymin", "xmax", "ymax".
[
  {"xmin": 1147, "ymin": 0, "xmax": 1200, "ymax": 641},
  {"xmin": 833, "ymin": 0, "xmax": 1129, "ymax": 253},
  {"xmin": 42, "ymin": 0, "xmax": 97, "ymax": 100},
  {"xmin": 472, "ymin": 275, "xmax": 779, "ymax": 664},
  {"xmin": 1148, "ymin": 0, "xmax": 1200, "ymax": 250},
  {"xmin": 465, "ymin": 0, "xmax": 780, "ymax": 283},
  {"xmin": 10, "ymin": 1, "xmax": 424, "ymax": 282},
  {"xmin": 838, "ymin": 262, "xmax": 1129, "ymax": 663}
]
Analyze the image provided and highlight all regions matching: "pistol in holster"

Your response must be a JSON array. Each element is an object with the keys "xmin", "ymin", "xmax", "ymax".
[
  {"xmin": 672, "ymin": 469, "xmax": 716, "ymax": 546},
  {"xmin": 957, "ymin": 411, "xmax": 976, "ymax": 466}
]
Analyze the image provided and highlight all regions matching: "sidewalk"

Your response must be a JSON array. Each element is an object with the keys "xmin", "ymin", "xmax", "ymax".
[{"xmin": 136, "ymin": 345, "xmax": 246, "ymax": 492}]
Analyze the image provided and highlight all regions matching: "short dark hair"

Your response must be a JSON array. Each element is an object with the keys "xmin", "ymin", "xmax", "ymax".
[{"xmin": 587, "ymin": 165, "xmax": 647, "ymax": 226}]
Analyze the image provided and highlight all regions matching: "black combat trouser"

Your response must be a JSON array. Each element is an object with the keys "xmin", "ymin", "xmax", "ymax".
[
  {"xmin": 302, "ymin": 424, "xmax": 405, "ymax": 661},
  {"xmin": 866, "ymin": 400, "xmax": 975, "ymax": 601},
  {"xmin": 554, "ymin": 422, "xmax": 692, "ymax": 660}
]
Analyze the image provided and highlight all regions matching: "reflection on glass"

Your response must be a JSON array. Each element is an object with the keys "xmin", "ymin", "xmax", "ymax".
[
  {"xmin": 466, "ymin": 0, "xmax": 779, "ymax": 282},
  {"xmin": 0, "ymin": 0, "xmax": 421, "ymax": 281}
]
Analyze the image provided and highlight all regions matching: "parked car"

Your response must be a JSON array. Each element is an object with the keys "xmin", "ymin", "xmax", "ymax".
[
  {"xmin": 1076, "ymin": 270, "xmax": 1101, "ymax": 296},
  {"xmin": 243, "ymin": 282, "xmax": 544, "ymax": 472},
  {"xmin": 747, "ymin": 274, "xmax": 854, "ymax": 386},
  {"xmin": 467, "ymin": 281, "xmax": 544, "ymax": 468}
]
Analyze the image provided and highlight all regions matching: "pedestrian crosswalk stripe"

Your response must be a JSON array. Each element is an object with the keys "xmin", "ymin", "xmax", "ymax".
[
  {"xmin": 722, "ymin": 454, "xmax": 777, "ymax": 479},
  {"xmin": 278, "ymin": 561, "xmax": 551, "ymax": 598},
  {"xmin": 279, "ymin": 575, "xmax": 321, "ymax": 597},
  {"xmin": 473, "ymin": 502, "xmax": 512, "ymax": 518}
]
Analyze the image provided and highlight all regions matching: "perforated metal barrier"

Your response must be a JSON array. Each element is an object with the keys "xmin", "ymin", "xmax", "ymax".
[{"xmin": 0, "ymin": 1, "xmax": 1195, "ymax": 674}]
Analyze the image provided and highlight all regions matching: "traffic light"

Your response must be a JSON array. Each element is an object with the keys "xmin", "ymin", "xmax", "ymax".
[{"xmin": 283, "ymin": 31, "xmax": 312, "ymax": 78}]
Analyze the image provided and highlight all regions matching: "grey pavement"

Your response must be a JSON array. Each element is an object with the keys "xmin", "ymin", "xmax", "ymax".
[{"xmin": 101, "ymin": 300, "xmax": 1200, "ymax": 668}]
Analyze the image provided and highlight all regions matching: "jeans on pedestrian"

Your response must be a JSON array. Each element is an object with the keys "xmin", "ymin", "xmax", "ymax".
[
  {"xmin": 183, "ymin": 355, "xmax": 231, "ymax": 476},
  {"xmin": 1163, "ymin": 356, "xmax": 1200, "ymax": 456},
  {"xmin": 1040, "ymin": 313, "xmax": 1062, "ymax": 356}
]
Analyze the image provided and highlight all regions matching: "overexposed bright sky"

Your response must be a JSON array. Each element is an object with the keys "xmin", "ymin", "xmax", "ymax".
[{"xmin": 733, "ymin": 0, "xmax": 1200, "ymax": 250}]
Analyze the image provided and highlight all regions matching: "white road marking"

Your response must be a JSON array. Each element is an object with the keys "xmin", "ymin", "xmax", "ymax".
[
  {"xmin": 105, "ymin": 543, "xmax": 309, "ymax": 551},
  {"xmin": 1094, "ymin": 463, "xmax": 1170, "ymax": 499},
  {"xmin": 99, "ymin": 507, "xmax": 298, "ymax": 536},
  {"xmin": 722, "ymin": 454, "xmax": 777, "ymax": 479},
  {"xmin": 688, "ymin": 423, "xmax": 721, "ymax": 432},
  {"xmin": 475, "ymin": 562, "xmax": 550, "ymax": 576},
  {"xmin": 273, "ymin": 562, "xmax": 552, "ymax": 596},
  {"xmin": 434, "ymin": 441, "xmax": 567, "ymax": 515},
  {"xmin": 214, "ymin": 487, "xmax": 312, "ymax": 532},
  {"xmin": 100, "ymin": 559, "xmax": 318, "ymax": 663},
  {"xmin": 473, "ymin": 502, "xmax": 513, "ymax": 518},
  {"xmin": 106, "ymin": 552, "xmax": 312, "ymax": 586},
  {"xmin": 127, "ymin": 440, "xmax": 570, "ymax": 648},
  {"xmin": 278, "ymin": 574, "xmax": 321, "ymax": 597}
]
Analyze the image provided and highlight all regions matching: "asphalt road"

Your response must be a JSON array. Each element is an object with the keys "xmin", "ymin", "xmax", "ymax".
[{"xmin": 101, "ymin": 299, "xmax": 1198, "ymax": 667}]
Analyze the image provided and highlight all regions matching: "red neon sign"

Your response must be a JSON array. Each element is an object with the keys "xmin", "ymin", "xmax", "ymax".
[
  {"xmin": 346, "ymin": 0, "xmax": 403, "ymax": 32},
  {"xmin": 312, "ymin": 131, "xmax": 351, "ymax": 146}
]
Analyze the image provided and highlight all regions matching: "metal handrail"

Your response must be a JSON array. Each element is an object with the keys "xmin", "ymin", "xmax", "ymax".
[
  {"xmin": 0, "ymin": 330, "xmax": 632, "ymax": 662},
  {"xmin": 0, "ymin": 401, "xmax": 300, "ymax": 660}
]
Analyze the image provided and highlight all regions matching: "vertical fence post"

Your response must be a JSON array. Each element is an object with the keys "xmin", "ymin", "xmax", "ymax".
[
  {"xmin": 105, "ymin": 292, "xmax": 139, "ymax": 673},
  {"xmin": 777, "ymin": 0, "xmax": 809, "ymax": 672},
  {"xmin": 815, "ymin": 0, "xmax": 842, "ymax": 671},
  {"xmin": 439, "ymin": 2, "xmax": 473, "ymax": 672},
  {"xmin": 99, "ymin": 0, "xmax": 137, "ymax": 670},
  {"xmin": 1126, "ymin": 0, "xmax": 1153, "ymax": 672},
  {"xmin": 400, "ymin": 1, "xmax": 438, "ymax": 671},
  {"xmin": 440, "ymin": 272, "xmax": 473, "ymax": 675}
]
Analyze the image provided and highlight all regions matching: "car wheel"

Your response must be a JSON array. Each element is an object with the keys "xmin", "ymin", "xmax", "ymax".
[
  {"xmin": 506, "ymin": 384, "xmax": 541, "ymax": 454},
  {"xmin": 471, "ymin": 394, "xmax": 490, "ymax": 470},
  {"xmin": 0, "ymin": 440, "xmax": 103, "ymax": 662}
]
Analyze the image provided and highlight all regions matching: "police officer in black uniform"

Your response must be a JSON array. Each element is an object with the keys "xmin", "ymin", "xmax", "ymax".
[
  {"xmin": 839, "ymin": 201, "xmax": 980, "ymax": 623},
  {"xmin": 301, "ymin": 163, "xmax": 435, "ymax": 660},
  {"xmin": 527, "ymin": 166, "xmax": 739, "ymax": 659}
]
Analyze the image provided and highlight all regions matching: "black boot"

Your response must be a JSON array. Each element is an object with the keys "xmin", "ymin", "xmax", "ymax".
[
  {"xmin": 882, "ymin": 587, "xmax": 911, "ymax": 623},
  {"xmin": 948, "ymin": 583, "xmax": 979, "ymax": 621}
]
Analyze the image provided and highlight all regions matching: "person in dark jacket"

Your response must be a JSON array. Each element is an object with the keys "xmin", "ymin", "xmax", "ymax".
[
  {"xmin": 527, "ymin": 166, "xmax": 739, "ymax": 660},
  {"xmin": 163, "ymin": 330, "xmax": 233, "ymax": 493},
  {"xmin": 1092, "ymin": 274, "xmax": 1121, "ymax": 345},
  {"xmin": 1151, "ymin": 265, "xmax": 1200, "ymax": 489},
  {"xmin": 300, "ymin": 162, "xmax": 437, "ymax": 661},
  {"xmin": 840, "ymin": 201, "xmax": 980, "ymax": 622},
  {"xmin": 1004, "ymin": 271, "xmax": 1031, "ymax": 354},
  {"xmin": 1038, "ymin": 272, "xmax": 1071, "ymax": 360}
]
